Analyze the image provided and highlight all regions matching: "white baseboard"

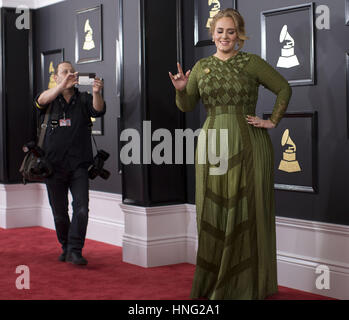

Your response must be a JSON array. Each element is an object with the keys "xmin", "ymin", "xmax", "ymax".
[
  {"xmin": 0, "ymin": 183, "xmax": 124, "ymax": 247},
  {"xmin": 1, "ymin": 183, "xmax": 348, "ymax": 299},
  {"xmin": 185, "ymin": 204, "xmax": 199, "ymax": 265},
  {"xmin": 85, "ymin": 191, "xmax": 124, "ymax": 246},
  {"xmin": 0, "ymin": 184, "xmax": 41, "ymax": 228},
  {"xmin": 120, "ymin": 203, "xmax": 197, "ymax": 267},
  {"xmin": 122, "ymin": 233, "xmax": 189, "ymax": 267},
  {"xmin": 277, "ymin": 251, "xmax": 349, "ymax": 300},
  {"xmin": 276, "ymin": 217, "xmax": 349, "ymax": 300}
]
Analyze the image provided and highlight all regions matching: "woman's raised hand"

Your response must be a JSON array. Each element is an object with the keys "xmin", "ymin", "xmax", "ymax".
[{"xmin": 169, "ymin": 63, "xmax": 191, "ymax": 92}]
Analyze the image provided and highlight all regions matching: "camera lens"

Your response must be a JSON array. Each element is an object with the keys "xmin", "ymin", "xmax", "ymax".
[{"xmin": 100, "ymin": 169, "xmax": 110, "ymax": 180}]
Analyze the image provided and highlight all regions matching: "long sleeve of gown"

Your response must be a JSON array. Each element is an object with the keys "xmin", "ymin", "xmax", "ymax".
[
  {"xmin": 247, "ymin": 54, "xmax": 292, "ymax": 126},
  {"xmin": 175, "ymin": 62, "xmax": 200, "ymax": 112}
]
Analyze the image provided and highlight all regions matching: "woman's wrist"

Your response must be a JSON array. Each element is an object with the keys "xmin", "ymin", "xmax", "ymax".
[{"xmin": 268, "ymin": 118, "xmax": 277, "ymax": 128}]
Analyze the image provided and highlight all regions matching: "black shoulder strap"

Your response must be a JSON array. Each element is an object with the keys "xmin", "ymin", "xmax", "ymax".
[
  {"xmin": 37, "ymin": 103, "xmax": 52, "ymax": 148},
  {"xmin": 37, "ymin": 102, "xmax": 53, "ymax": 139},
  {"xmin": 50, "ymin": 100, "xmax": 60, "ymax": 127}
]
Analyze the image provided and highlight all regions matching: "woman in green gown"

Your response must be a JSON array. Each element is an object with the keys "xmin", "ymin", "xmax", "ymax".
[{"xmin": 169, "ymin": 9, "xmax": 292, "ymax": 299}]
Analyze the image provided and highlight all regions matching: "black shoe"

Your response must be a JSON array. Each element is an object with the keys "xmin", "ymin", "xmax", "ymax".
[
  {"xmin": 66, "ymin": 252, "xmax": 88, "ymax": 265},
  {"xmin": 58, "ymin": 251, "xmax": 67, "ymax": 262}
]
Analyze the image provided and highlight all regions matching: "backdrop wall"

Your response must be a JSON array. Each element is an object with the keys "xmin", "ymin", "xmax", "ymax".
[
  {"xmin": 6, "ymin": 0, "xmax": 349, "ymax": 226},
  {"xmin": 181, "ymin": 0, "xmax": 349, "ymax": 226},
  {"xmin": 34, "ymin": 0, "xmax": 122, "ymax": 194}
]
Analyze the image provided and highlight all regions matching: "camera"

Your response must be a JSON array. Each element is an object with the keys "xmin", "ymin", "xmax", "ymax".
[
  {"xmin": 78, "ymin": 73, "xmax": 96, "ymax": 86},
  {"xmin": 88, "ymin": 149, "xmax": 110, "ymax": 180}
]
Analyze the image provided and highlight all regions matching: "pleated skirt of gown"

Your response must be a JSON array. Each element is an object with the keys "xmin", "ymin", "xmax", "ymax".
[{"xmin": 191, "ymin": 105, "xmax": 278, "ymax": 300}]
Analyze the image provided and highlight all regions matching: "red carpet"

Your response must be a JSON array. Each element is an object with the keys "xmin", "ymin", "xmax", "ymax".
[{"xmin": 0, "ymin": 227, "xmax": 335, "ymax": 300}]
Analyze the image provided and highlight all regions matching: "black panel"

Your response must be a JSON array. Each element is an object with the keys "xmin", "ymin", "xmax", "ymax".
[
  {"xmin": 5, "ymin": 9, "xmax": 33, "ymax": 182},
  {"xmin": 145, "ymin": 0, "xmax": 186, "ymax": 204},
  {"xmin": 0, "ymin": 8, "xmax": 34, "ymax": 183},
  {"xmin": 121, "ymin": 0, "xmax": 146, "ymax": 204},
  {"xmin": 0, "ymin": 10, "xmax": 6, "ymax": 181},
  {"xmin": 121, "ymin": 0, "xmax": 186, "ymax": 206}
]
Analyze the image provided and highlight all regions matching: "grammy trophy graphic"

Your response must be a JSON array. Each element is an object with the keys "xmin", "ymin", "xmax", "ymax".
[
  {"xmin": 278, "ymin": 129, "xmax": 301, "ymax": 173},
  {"xmin": 206, "ymin": 0, "xmax": 221, "ymax": 28},
  {"xmin": 277, "ymin": 25, "xmax": 300, "ymax": 69},
  {"xmin": 83, "ymin": 19, "xmax": 95, "ymax": 51},
  {"xmin": 48, "ymin": 61, "xmax": 56, "ymax": 89}
]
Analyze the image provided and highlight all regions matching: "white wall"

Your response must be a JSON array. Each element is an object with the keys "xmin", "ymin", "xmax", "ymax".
[
  {"xmin": 0, "ymin": 0, "xmax": 65, "ymax": 9},
  {"xmin": 0, "ymin": 183, "xmax": 124, "ymax": 246}
]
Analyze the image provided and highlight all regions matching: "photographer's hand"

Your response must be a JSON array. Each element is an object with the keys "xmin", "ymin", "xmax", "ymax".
[
  {"xmin": 92, "ymin": 77, "xmax": 105, "ymax": 112},
  {"xmin": 59, "ymin": 72, "xmax": 78, "ymax": 90},
  {"xmin": 37, "ymin": 72, "xmax": 78, "ymax": 106},
  {"xmin": 93, "ymin": 77, "xmax": 103, "ymax": 94}
]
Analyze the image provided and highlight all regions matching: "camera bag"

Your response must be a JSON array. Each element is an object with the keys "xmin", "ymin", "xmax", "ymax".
[{"xmin": 19, "ymin": 103, "xmax": 53, "ymax": 184}]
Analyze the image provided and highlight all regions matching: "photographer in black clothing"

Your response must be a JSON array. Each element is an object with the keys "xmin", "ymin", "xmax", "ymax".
[{"xmin": 35, "ymin": 61, "xmax": 106, "ymax": 265}]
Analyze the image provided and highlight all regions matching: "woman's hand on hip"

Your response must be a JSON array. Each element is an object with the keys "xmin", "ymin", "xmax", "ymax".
[
  {"xmin": 169, "ymin": 63, "xmax": 190, "ymax": 92},
  {"xmin": 246, "ymin": 115, "xmax": 276, "ymax": 129}
]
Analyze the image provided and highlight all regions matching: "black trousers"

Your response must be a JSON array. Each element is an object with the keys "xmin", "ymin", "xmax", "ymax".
[{"xmin": 45, "ymin": 167, "xmax": 89, "ymax": 254}]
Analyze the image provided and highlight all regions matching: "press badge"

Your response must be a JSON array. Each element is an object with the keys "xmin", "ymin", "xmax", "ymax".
[{"xmin": 59, "ymin": 119, "xmax": 71, "ymax": 127}]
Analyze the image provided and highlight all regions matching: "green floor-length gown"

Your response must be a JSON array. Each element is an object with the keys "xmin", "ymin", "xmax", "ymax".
[{"xmin": 176, "ymin": 51, "xmax": 292, "ymax": 300}]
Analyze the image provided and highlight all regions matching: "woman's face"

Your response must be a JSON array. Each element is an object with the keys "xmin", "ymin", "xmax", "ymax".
[{"xmin": 213, "ymin": 17, "xmax": 238, "ymax": 54}]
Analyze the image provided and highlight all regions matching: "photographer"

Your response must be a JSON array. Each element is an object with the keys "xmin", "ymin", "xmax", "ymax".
[{"xmin": 35, "ymin": 61, "xmax": 106, "ymax": 265}]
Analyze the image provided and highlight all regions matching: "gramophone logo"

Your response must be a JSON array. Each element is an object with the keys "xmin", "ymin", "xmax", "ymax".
[
  {"xmin": 277, "ymin": 25, "xmax": 300, "ymax": 69},
  {"xmin": 278, "ymin": 129, "xmax": 301, "ymax": 173},
  {"xmin": 83, "ymin": 19, "xmax": 95, "ymax": 51},
  {"xmin": 48, "ymin": 61, "xmax": 56, "ymax": 89},
  {"xmin": 206, "ymin": 0, "xmax": 221, "ymax": 28}
]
